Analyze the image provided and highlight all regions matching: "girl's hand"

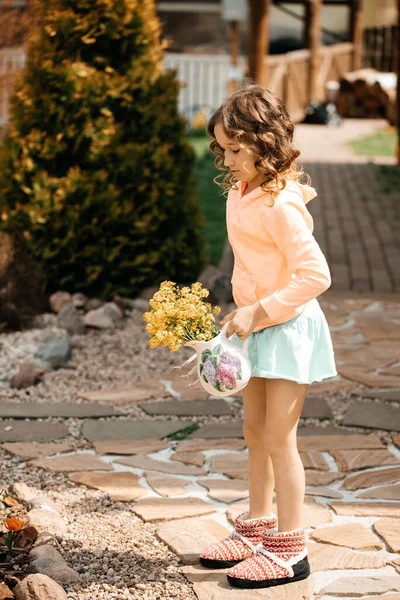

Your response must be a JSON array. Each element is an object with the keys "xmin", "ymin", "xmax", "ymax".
[{"xmin": 219, "ymin": 302, "xmax": 268, "ymax": 340}]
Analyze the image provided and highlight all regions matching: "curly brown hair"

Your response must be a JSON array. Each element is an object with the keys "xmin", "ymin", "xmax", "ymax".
[{"xmin": 206, "ymin": 81, "xmax": 311, "ymax": 205}]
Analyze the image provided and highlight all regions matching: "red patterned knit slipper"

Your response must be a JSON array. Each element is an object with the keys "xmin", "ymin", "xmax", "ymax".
[
  {"xmin": 226, "ymin": 526, "xmax": 310, "ymax": 588},
  {"xmin": 199, "ymin": 511, "xmax": 277, "ymax": 569}
]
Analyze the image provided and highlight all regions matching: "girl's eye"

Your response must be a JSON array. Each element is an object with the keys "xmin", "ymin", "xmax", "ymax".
[{"xmin": 232, "ymin": 149, "xmax": 240, "ymax": 154}]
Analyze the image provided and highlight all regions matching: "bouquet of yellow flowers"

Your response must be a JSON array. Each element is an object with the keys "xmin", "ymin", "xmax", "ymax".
[{"xmin": 143, "ymin": 281, "xmax": 222, "ymax": 352}]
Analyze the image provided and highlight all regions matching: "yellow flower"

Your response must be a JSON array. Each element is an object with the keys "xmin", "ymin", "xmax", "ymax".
[{"xmin": 142, "ymin": 280, "xmax": 221, "ymax": 351}]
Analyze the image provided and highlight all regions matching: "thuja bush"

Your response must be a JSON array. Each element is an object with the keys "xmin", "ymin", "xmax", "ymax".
[{"xmin": 0, "ymin": 0, "xmax": 207, "ymax": 299}]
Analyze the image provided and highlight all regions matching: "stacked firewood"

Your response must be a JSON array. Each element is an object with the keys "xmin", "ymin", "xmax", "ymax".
[{"xmin": 335, "ymin": 68, "xmax": 397, "ymax": 124}]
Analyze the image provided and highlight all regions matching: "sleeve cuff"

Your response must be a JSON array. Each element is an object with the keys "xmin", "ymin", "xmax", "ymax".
[{"xmin": 258, "ymin": 294, "xmax": 289, "ymax": 321}]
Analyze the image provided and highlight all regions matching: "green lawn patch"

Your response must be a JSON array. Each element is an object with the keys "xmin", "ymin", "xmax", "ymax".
[
  {"xmin": 165, "ymin": 422, "xmax": 200, "ymax": 441},
  {"xmin": 347, "ymin": 126, "xmax": 397, "ymax": 157}
]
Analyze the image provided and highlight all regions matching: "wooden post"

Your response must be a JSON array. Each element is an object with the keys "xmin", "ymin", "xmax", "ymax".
[
  {"xmin": 247, "ymin": 0, "xmax": 271, "ymax": 85},
  {"xmin": 305, "ymin": 0, "xmax": 322, "ymax": 103},
  {"xmin": 397, "ymin": 0, "xmax": 400, "ymax": 165},
  {"xmin": 349, "ymin": 0, "xmax": 364, "ymax": 71},
  {"xmin": 228, "ymin": 20, "xmax": 240, "ymax": 95}
]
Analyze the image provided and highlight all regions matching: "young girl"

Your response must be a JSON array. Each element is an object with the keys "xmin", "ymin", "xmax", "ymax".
[{"xmin": 199, "ymin": 83, "xmax": 337, "ymax": 590}]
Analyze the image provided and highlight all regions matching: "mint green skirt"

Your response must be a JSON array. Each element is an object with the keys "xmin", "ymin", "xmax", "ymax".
[{"xmin": 231, "ymin": 298, "xmax": 337, "ymax": 385}]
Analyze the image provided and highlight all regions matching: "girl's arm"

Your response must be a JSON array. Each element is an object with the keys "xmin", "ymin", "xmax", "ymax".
[{"xmin": 259, "ymin": 192, "xmax": 331, "ymax": 321}]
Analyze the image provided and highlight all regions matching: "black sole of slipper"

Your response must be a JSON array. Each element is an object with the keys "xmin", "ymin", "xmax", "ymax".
[
  {"xmin": 227, "ymin": 558, "xmax": 311, "ymax": 588},
  {"xmin": 200, "ymin": 557, "xmax": 242, "ymax": 569}
]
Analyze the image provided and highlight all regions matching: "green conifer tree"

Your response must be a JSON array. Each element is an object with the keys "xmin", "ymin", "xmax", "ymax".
[{"xmin": 0, "ymin": 0, "xmax": 207, "ymax": 298}]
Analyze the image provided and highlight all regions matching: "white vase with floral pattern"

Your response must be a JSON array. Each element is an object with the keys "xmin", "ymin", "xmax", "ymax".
[{"xmin": 173, "ymin": 323, "xmax": 252, "ymax": 397}]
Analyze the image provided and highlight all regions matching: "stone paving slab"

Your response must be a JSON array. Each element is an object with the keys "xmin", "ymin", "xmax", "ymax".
[
  {"xmin": 156, "ymin": 517, "xmax": 231, "ymax": 565},
  {"xmin": 77, "ymin": 379, "xmax": 169, "ymax": 403},
  {"xmin": 297, "ymin": 433, "xmax": 384, "ymax": 452},
  {"xmin": 171, "ymin": 450, "xmax": 206, "ymax": 467},
  {"xmin": 93, "ymin": 439, "xmax": 170, "ymax": 456},
  {"xmin": 69, "ymin": 471, "xmax": 148, "ymax": 501},
  {"xmin": 341, "ymin": 466, "xmax": 400, "ymax": 491},
  {"xmin": 352, "ymin": 389, "xmax": 400, "ymax": 402},
  {"xmin": 30, "ymin": 454, "xmax": 113, "ymax": 472},
  {"xmin": 0, "ymin": 421, "xmax": 68, "ymax": 442},
  {"xmin": 301, "ymin": 398, "xmax": 333, "ymax": 420},
  {"xmin": 132, "ymin": 497, "xmax": 218, "ymax": 522},
  {"xmin": 342, "ymin": 399, "xmax": 400, "ymax": 431},
  {"xmin": 138, "ymin": 399, "xmax": 232, "ymax": 416},
  {"xmin": 329, "ymin": 502, "xmax": 400, "ymax": 517},
  {"xmin": 338, "ymin": 367, "xmax": 400, "ymax": 389},
  {"xmin": 177, "ymin": 439, "xmax": 247, "ymax": 452},
  {"xmin": 163, "ymin": 374, "xmax": 210, "ymax": 401},
  {"xmin": 310, "ymin": 523, "xmax": 383, "ymax": 551},
  {"xmin": 318, "ymin": 576, "xmax": 400, "ymax": 597},
  {"xmin": 329, "ymin": 449, "xmax": 400, "ymax": 472},
  {"xmin": 307, "ymin": 542, "xmax": 388, "ymax": 572},
  {"xmin": 372, "ymin": 518, "xmax": 400, "ymax": 553},
  {"xmin": 1, "ymin": 442, "xmax": 74, "ymax": 459},
  {"xmin": 358, "ymin": 483, "xmax": 400, "ymax": 500},
  {"xmin": 0, "ymin": 402, "xmax": 122, "ymax": 418},
  {"xmin": 81, "ymin": 419, "xmax": 187, "ymax": 441},
  {"xmin": 304, "ymin": 486, "xmax": 344, "ymax": 499},
  {"xmin": 181, "ymin": 563, "xmax": 315, "ymax": 599},
  {"xmin": 187, "ymin": 423, "xmax": 244, "ymax": 439},
  {"xmin": 196, "ymin": 479, "xmax": 249, "ymax": 504},
  {"xmin": 297, "ymin": 425, "xmax": 356, "ymax": 437},
  {"xmin": 115, "ymin": 454, "xmax": 206, "ymax": 476},
  {"xmin": 305, "ymin": 471, "xmax": 346, "ymax": 486},
  {"xmin": 144, "ymin": 471, "xmax": 191, "ymax": 497}
]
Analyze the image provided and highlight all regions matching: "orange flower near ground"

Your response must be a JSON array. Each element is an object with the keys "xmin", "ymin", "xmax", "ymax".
[{"xmin": 5, "ymin": 517, "xmax": 24, "ymax": 531}]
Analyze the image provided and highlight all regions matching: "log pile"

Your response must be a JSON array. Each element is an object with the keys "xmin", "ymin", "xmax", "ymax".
[{"xmin": 335, "ymin": 68, "xmax": 397, "ymax": 124}]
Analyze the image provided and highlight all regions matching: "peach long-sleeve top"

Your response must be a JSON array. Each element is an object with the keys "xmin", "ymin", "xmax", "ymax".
[{"xmin": 226, "ymin": 178, "xmax": 332, "ymax": 332}]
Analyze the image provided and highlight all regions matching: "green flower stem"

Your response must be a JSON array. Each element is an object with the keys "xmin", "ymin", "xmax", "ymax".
[{"xmin": 5, "ymin": 531, "xmax": 13, "ymax": 551}]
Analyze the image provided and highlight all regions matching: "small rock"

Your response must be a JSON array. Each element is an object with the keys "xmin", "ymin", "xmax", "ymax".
[
  {"xmin": 85, "ymin": 298, "xmax": 104, "ymax": 311},
  {"xmin": 13, "ymin": 573, "xmax": 68, "ymax": 599},
  {"xmin": 27, "ymin": 508, "xmax": 67, "ymax": 537},
  {"xmin": 131, "ymin": 298, "xmax": 150, "ymax": 311},
  {"xmin": 49, "ymin": 291, "xmax": 71, "ymax": 314},
  {"xmin": 29, "ymin": 496, "xmax": 59, "ymax": 512},
  {"xmin": 35, "ymin": 337, "xmax": 72, "ymax": 369},
  {"xmin": 57, "ymin": 304, "xmax": 85, "ymax": 336},
  {"xmin": 102, "ymin": 302, "xmax": 124, "ymax": 322},
  {"xmin": 93, "ymin": 548, "xmax": 104, "ymax": 558},
  {"xmin": 10, "ymin": 363, "xmax": 45, "ymax": 389},
  {"xmin": 84, "ymin": 308, "xmax": 115, "ymax": 329},
  {"xmin": 33, "ymin": 531, "xmax": 59, "ymax": 548},
  {"xmin": 28, "ymin": 358, "xmax": 53, "ymax": 372},
  {"xmin": 29, "ymin": 544, "xmax": 64, "ymax": 562},
  {"xmin": 72, "ymin": 292, "xmax": 87, "ymax": 308},
  {"xmin": 28, "ymin": 556, "xmax": 80, "ymax": 586},
  {"xmin": 11, "ymin": 482, "xmax": 38, "ymax": 503}
]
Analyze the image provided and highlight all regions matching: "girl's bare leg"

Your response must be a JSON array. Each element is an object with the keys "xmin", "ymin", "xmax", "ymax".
[
  {"xmin": 264, "ymin": 378, "xmax": 309, "ymax": 532},
  {"xmin": 242, "ymin": 377, "xmax": 275, "ymax": 519}
]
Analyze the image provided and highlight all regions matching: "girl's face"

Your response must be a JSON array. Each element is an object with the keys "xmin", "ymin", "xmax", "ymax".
[{"xmin": 214, "ymin": 122, "xmax": 264, "ymax": 186}]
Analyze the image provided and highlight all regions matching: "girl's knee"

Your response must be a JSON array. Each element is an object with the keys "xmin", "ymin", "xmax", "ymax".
[
  {"xmin": 264, "ymin": 434, "xmax": 298, "ymax": 458},
  {"xmin": 243, "ymin": 422, "xmax": 266, "ymax": 445}
]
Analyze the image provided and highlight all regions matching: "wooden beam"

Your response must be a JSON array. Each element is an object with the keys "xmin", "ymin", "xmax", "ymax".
[
  {"xmin": 397, "ymin": 0, "xmax": 400, "ymax": 165},
  {"xmin": 306, "ymin": 0, "xmax": 322, "ymax": 102},
  {"xmin": 349, "ymin": 0, "xmax": 364, "ymax": 71},
  {"xmin": 274, "ymin": 0, "xmax": 353, "ymax": 4},
  {"xmin": 247, "ymin": 0, "xmax": 271, "ymax": 85}
]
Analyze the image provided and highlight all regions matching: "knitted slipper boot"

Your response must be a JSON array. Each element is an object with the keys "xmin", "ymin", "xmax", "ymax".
[
  {"xmin": 227, "ymin": 526, "xmax": 310, "ymax": 588},
  {"xmin": 199, "ymin": 511, "xmax": 277, "ymax": 569}
]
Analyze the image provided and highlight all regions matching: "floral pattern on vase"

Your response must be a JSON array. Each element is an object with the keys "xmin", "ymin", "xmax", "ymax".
[{"xmin": 199, "ymin": 344, "xmax": 243, "ymax": 393}]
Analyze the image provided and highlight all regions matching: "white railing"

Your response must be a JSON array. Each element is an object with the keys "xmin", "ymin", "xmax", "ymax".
[
  {"xmin": 0, "ymin": 48, "xmax": 245, "ymax": 126},
  {"xmin": 163, "ymin": 53, "xmax": 246, "ymax": 117},
  {"xmin": 0, "ymin": 46, "xmax": 26, "ymax": 127}
]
